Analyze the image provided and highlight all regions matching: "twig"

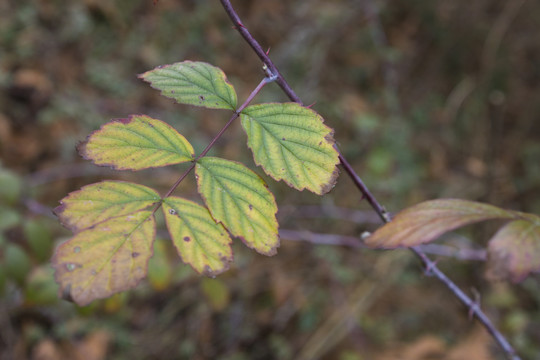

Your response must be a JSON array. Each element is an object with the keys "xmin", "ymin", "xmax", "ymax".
[
  {"xmin": 279, "ymin": 229, "xmax": 487, "ymax": 262},
  {"xmin": 219, "ymin": 1, "xmax": 520, "ymax": 358}
]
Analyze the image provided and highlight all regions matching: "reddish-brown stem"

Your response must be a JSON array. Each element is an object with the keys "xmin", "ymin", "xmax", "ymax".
[
  {"xmin": 154, "ymin": 76, "xmax": 273, "ymax": 213},
  {"xmin": 219, "ymin": 1, "xmax": 520, "ymax": 359}
]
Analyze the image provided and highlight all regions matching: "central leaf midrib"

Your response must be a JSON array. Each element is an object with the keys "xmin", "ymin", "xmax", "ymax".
[{"xmin": 203, "ymin": 170, "xmax": 276, "ymax": 239}]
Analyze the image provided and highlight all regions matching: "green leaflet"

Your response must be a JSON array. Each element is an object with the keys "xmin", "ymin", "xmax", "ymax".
[
  {"xmin": 240, "ymin": 103, "xmax": 339, "ymax": 195},
  {"xmin": 195, "ymin": 157, "xmax": 279, "ymax": 255},
  {"xmin": 139, "ymin": 61, "xmax": 237, "ymax": 110},
  {"xmin": 52, "ymin": 210, "xmax": 156, "ymax": 306},
  {"xmin": 80, "ymin": 115, "xmax": 194, "ymax": 170},
  {"xmin": 55, "ymin": 181, "xmax": 161, "ymax": 232},
  {"xmin": 162, "ymin": 197, "xmax": 233, "ymax": 275}
]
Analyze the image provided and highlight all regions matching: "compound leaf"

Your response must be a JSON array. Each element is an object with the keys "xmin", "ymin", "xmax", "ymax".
[
  {"xmin": 366, "ymin": 199, "xmax": 518, "ymax": 248},
  {"xmin": 487, "ymin": 218, "xmax": 540, "ymax": 282},
  {"xmin": 139, "ymin": 61, "xmax": 237, "ymax": 110},
  {"xmin": 55, "ymin": 181, "xmax": 161, "ymax": 232},
  {"xmin": 80, "ymin": 115, "xmax": 194, "ymax": 170},
  {"xmin": 52, "ymin": 210, "xmax": 155, "ymax": 306},
  {"xmin": 196, "ymin": 157, "xmax": 279, "ymax": 255},
  {"xmin": 240, "ymin": 103, "xmax": 339, "ymax": 195},
  {"xmin": 162, "ymin": 197, "xmax": 233, "ymax": 275}
]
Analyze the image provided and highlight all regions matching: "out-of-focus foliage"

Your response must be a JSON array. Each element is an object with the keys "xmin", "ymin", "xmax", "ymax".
[{"xmin": 0, "ymin": 0, "xmax": 539, "ymax": 359}]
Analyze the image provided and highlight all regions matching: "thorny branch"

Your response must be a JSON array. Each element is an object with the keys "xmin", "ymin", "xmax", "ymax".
[{"xmin": 219, "ymin": 1, "xmax": 520, "ymax": 359}]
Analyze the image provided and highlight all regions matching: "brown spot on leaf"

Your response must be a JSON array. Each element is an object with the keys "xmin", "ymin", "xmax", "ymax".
[
  {"xmin": 117, "ymin": 117, "xmax": 132, "ymax": 124},
  {"xmin": 132, "ymin": 252, "xmax": 140, "ymax": 258},
  {"xmin": 183, "ymin": 236, "xmax": 190, "ymax": 242},
  {"xmin": 249, "ymin": 204, "xmax": 253, "ymax": 211},
  {"xmin": 199, "ymin": 95, "xmax": 205, "ymax": 102}
]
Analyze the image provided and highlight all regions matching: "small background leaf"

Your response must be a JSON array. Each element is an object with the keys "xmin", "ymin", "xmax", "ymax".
[
  {"xmin": 52, "ymin": 210, "xmax": 155, "ymax": 306},
  {"xmin": 196, "ymin": 157, "xmax": 279, "ymax": 255},
  {"xmin": 366, "ymin": 199, "xmax": 518, "ymax": 248},
  {"xmin": 139, "ymin": 61, "xmax": 237, "ymax": 110},
  {"xmin": 487, "ymin": 219, "xmax": 540, "ymax": 282},
  {"xmin": 241, "ymin": 103, "xmax": 339, "ymax": 195},
  {"xmin": 80, "ymin": 115, "xmax": 194, "ymax": 170},
  {"xmin": 200, "ymin": 278, "xmax": 230, "ymax": 312},
  {"xmin": 147, "ymin": 239, "xmax": 173, "ymax": 291},
  {"xmin": 162, "ymin": 197, "xmax": 232, "ymax": 276},
  {"xmin": 55, "ymin": 181, "xmax": 161, "ymax": 232}
]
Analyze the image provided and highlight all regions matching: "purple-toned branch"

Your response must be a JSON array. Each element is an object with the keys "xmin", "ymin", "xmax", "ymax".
[
  {"xmin": 279, "ymin": 229, "xmax": 487, "ymax": 262},
  {"xmin": 219, "ymin": 1, "xmax": 520, "ymax": 359}
]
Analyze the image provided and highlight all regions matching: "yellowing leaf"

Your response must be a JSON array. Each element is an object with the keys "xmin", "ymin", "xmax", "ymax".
[
  {"xmin": 80, "ymin": 115, "xmax": 194, "ymax": 170},
  {"xmin": 195, "ymin": 157, "xmax": 279, "ymax": 255},
  {"xmin": 240, "ymin": 103, "xmax": 339, "ymax": 195},
  {"xmin": 52, "ymin": 211, "xmax": 155, "ymax": 306},
  {"xmin": 139, "ymin": 61, "xmax": 237, "ymax": 110},
  {"xmin": 487, "ymin": 219, "xmax": 540, "ymax": 282},
  {"xmin": 55, "ymin": 181, "xmax": 161, "ymax": 232},
  {"xmin": 366, "ymin": 199, "xmax": 517, "ymax": 248},
  {"xmin": 162, "ymin": 197, "xmax": 233, "ymax": 275}
]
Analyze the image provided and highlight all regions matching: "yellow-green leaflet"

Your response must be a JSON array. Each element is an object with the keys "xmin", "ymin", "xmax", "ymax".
[
  {"xmin": 55, "ymin": 181, "xmax": 161, "ymax": 232},
  {"xmin": 162, "ymin": 197, "xmax": 233, "ymax": 275},
  {"xmin": 52, "ymin": 210, "xmax": 155, "ymax": 306},
  {"xmin": 195, "ymin": 157, "xmax": 279, "ymax": 255},
  {"xmin": 139, "ymin": 61, "xmax": 237, "ymax": 110},
  {"xmin": 240, "ymin": 103, "xmax": 339, "ymax": 195},
  {"xmin": 80, "ymin": 115, "xmax": 194, "ymax": 170}
]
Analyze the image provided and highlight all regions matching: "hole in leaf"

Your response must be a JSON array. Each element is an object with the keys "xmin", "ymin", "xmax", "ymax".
[
  {"xmin": 169, "ymin": 209, "xmax": 176, "ymax": 215},
  {"xmin": 66, "ymin": 263, "xmax": 77, "ymax": 272},
  {"xmin": 74, "ymin": 246, "xmax": 81, "ymax": 253}
]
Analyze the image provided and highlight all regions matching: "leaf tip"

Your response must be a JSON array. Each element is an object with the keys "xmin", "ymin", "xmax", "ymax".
[
  {"xmin": 53, "ymin": 202, "xmax": 77, "ymax": 232},
  {"xmin": 76, "ymin": 139, "xmax": 89, "ymax": 160},
  {"xmin": 318, "ymin": 165, "xmax": 340, "ymax": 195},
  {"xmin": 239, "ymin": 234, "xmax": 280, "ymax": 256}
]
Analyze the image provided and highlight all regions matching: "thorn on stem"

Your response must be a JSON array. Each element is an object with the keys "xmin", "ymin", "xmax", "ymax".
[
  {"xmin": 381, "ymin": 207, "xmax": 392, "ymax": 222},
  {"xmin": 423, "ymin": 259, "xmax": 439, "ymax": 277},
  {"xmin": 266, "ymin": 47, "xmax": 271, "ymax": 55},
  {"xmin": 233, "ymin": 22, "xmax": 246, "ymax": 30},
  {"xmin": 468, "ymin": 288, "xmax": 481, "ymax": 321},
  {"xmin": 306, "ymin": 102, "xmax": 317, "ymax": 109}
]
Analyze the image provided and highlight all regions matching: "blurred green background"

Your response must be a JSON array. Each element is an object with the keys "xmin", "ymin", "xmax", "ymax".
[{"xmin": 0, "ymin": 0, "xmax": 539, "ymax": 359}]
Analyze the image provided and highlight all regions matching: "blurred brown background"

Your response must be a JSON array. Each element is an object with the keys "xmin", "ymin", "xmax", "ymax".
[{"xmin": 0, "ymin": 0, "xmax": 539, "ymax": 359}]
